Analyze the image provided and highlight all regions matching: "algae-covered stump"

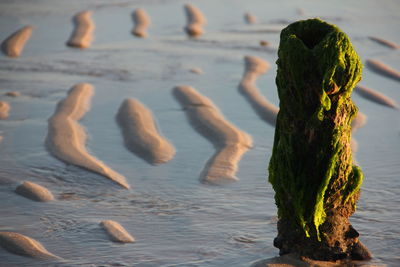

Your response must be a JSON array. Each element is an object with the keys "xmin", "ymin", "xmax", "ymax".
[{"xmin": 268, "ymin": 18, "xmax": 371, "ymax": 261}]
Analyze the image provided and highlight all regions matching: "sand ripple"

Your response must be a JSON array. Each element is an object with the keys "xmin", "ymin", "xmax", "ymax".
[
  {"xmin": 132, "ymin": 8, "xmax": 151, "ymax": 38},
  {"xmin": 1, "ymin": 25, "xmax": 33, "ymax": 58},
  {"xmin": 0, "ymin": 232, "xmax": 61, "ymax": 260},
  {"xmin": 184, "ymin": 4, "xmax": 206, "ymax": 37},
  {"xmin": 366, "ymin": 59, "xmax": 400, "ymax": 82},
  {"xmin": 116, "ymin": 98, "xmax": 175, "ymax": 165},
  {"xmin": 239, "ymin": 56, "xmax": 278, "ymax": 126},
  {"xmin": 355, "ymin": 85, "xmax": 398, "ymax": 109},
  {"xmin": 66, "ymin": 11, "xmax": 95, "ymax": 49},
  {"xmin": 100, "ymin": 220, "xmax": 135, "ymax": 243},
  {"xmin": 15, "ymin": 181, "xmax": 54, "ymax": 202},
  {"xmin": 173, "ymin": 85, "xmax": 252, "ymax": 185},
  {"xmin": 45, "ymin": 83, "xmax": 130, "ymax": 189}
]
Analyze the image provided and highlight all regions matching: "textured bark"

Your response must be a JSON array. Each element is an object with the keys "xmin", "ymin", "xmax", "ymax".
[{"xmin": 268, "ymin": 18, "xmax": 371, "ymax": 261}]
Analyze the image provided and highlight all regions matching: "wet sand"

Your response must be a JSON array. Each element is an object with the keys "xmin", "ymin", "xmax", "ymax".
[
  {"xmin": 173, "ymin": 85, "xmax": 252, "ymax": 184},
  {"xmin": 100, "ymin": 220, "xmax": 135, "ymax": 243},
  {"xmin": 15, "ymin": 181, "xmax": 54, "ymax": 202},
  {"xmin": 1, "ymin": 25, "xmax": 33, "ymax": 58},
  {"xmin": 45, "ymin": 83, "xmax": 130, "ymax": 189},
  {"xmin": 239, "ymin": 56, "xmax": 279, "ymax": 126},
  {"xmin": 131, "ymin": 8, "xmax": 151, "ymax": 38},
  {"xmin": 66, "ymin": 11, "xmax": 95, "ymax": 48},
  {"xmin": 184, "ymin": 4, "xmax": 206, "ymax": 37},
  {"xmin": 116, "ymin": 98, "xmax": 175, "ymax": 165},
  {"xmin": 0, "ymin": 232, "xmax": 61, "ymax": 260}
]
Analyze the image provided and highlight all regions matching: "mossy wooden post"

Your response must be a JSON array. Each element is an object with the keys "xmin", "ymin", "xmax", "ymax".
[{"xmin": 269, "ymin": 18, "xmax": 371, "ymax": 261}]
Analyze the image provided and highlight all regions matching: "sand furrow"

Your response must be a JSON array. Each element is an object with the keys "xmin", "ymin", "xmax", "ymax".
[
  {"xmin": 184, "ymin": 4, "xmax": 206, "ymax": 37},
  {"xmin": 15, "ymin": 181, "xmax": 54, "ymax": 202},
  {"xmin": 46, "ymin": 83, "xmax": 130, "ymax": 189},
  {"xmin": 368, "ymin": 36, "xmax": 400, "ymax": 49},
  {"xmin": 116, "ymin": 98, "xmax": 175, "ymax": 165},
  {"xmin": 173, "ymin": 85, "xmax": 252, "ymax": 184},
  {"xmin": 355, "ymin": 85, "xmax": 398, "ymax": 109},
  {"xmin": 66, "ymin": 11, "xmax": 95, "ymax": 48},
  {"xmin": 132, "ymin": 8, "xmax": 151, "ymax": 38},
  {"xmin": 0, "ymin": 232, "xmax": 61, "ymax": 260},
  {"xmin": 366, "ymin": 59, "xmax": 400, "ymax": 82},
  {"xmin": 239, "ymin": 56, "xmax": 279, "ymax": 126},
  {"xmin": 1, "ymin": 26, "xmax": 33, "ymax": 58},
  {"xmin": 100, "ymin": 220, "xmax": 135, "ymax": 243}
]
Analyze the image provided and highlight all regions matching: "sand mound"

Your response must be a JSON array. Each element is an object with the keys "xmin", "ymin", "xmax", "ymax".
[
  {"xmin": 355, "ymin": 85, "xmax": 398, "ymax": 109},
  {"xmin": 0, "ymin": 101, "xmax": 10, "ymax": 119},
  {"xmin": 0, "ymin": 232, "xmax": 61, "ymax": 260},
  {"xmin": 132, "ymin": 8, "xmax": 151, "ymax": 38},
  {"xmin": 116, "ymin": 98, "xmax": 175, "ymax": 165},
  {"xmin": 66, "ymin": 11, "xmax": 95, "ymax": 48},
  {"xmin": 366, "ymin": 59, "xmax": 400, "ymax": 82},
  {"xmin": 173, "ymin": 85, "xmax": 252, "ymax": 184},
  {"xmin": 15, "ymin": 181, "xmax": 54, "ymax": 202},
  {"xmin": 46, "ymin": 83, "xmax": 130, "ymax": 189},
  {"xmin": 1, "ymin": 25, "xmax": 33, "ymax": 58},
  {"xmin": 184, "ymin": 4, "xmax": 206, "ymax": 37},
  {"xmin": 239, "ymin": 56, "xmax": 279, "ymax": 126},
  {"xmin": 100, "ymin": 220, "xmax": 135, "ymax": 243}
]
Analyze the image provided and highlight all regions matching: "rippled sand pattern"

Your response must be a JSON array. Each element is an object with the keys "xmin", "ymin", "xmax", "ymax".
[{"xmin": 46, "ymin": 83, "xmax": 130, "ymax": 189}]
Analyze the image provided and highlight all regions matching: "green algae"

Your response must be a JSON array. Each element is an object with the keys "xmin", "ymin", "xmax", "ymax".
[{"xmin": 269, "ymin": 18, "xmax": 364, "ymax": 239}]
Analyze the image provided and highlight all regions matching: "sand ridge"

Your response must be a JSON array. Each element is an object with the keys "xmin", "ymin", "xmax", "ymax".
[
  {"xmin": 184, "ymin": 4, "xmax": 206, "ymax": 37},
  {"xmin": 15, "ymin": 181, "xmax": 54, "ymax": 202},
  {"xmin": 0, "ymin": 101, "xmax": 10, "ymax": 119},
  {"xmin": 45, "ymin": 83, "xmax": 130, "ymax": 189},
  {"xmin": 239, "ymin": 55, "xmax": 279, "ymax": 126},
  {"xmin": 100, "ymin": 220, "xmax": 135, "ymax": 243},
  {"xmin": 132, "ymin": 8, "xmax": 151, "ymax": 38},
  {"xmin": 66, "ymin": 10, "xmax": 95, "ymax": 48},
  {"xmin": 116, "ymin": 98, "xmax": 176, "ymax": 165},
  {"xmin": 355, "ymin": 85, "xmax": 398, "ymax": 109},
  {"xmin": 366, "ymin": 59, "xmax": 400, "ymax": 82},
  {"xmin": 0, "ymin": 232, "xmax": 61, "ymax": 260},
  {"xmin": 173, "ymin": 85, "xmax": 252, "ymax": 185},
  {"xmin": 1, "ymin": 25, "xmax": 33, "ymax": 58}
]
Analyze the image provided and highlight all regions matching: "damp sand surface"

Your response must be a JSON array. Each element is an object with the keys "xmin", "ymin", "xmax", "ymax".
[{"xmin": 0, "ymin": 0, "xmax": 399, "ymax": 266}]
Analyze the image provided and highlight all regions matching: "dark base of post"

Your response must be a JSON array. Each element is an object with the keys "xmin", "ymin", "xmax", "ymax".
[{"xmin": 274, "ymin": 217, "xmax": 372, "ymax": 261}]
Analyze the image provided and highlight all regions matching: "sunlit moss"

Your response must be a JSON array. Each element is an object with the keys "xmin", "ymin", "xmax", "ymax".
[{"xmin": 269, "ymin": 18, "xmax": 363, "ymax": 239}]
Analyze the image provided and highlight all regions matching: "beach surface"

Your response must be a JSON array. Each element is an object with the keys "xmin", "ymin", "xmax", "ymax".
[{"xmin": 0, "ymin": 0, "xmax": 399, "ymax": 266}]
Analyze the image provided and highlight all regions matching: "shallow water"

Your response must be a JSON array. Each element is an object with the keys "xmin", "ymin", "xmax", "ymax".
[{"xmin": 0, "ymin": 0, "xmax": 399, "ymax": 266}]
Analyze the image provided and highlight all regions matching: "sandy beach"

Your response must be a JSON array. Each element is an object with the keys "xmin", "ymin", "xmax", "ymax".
[{"xmin": 0, "ymin": 0, "xmax": 399, "ymax": 266}]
